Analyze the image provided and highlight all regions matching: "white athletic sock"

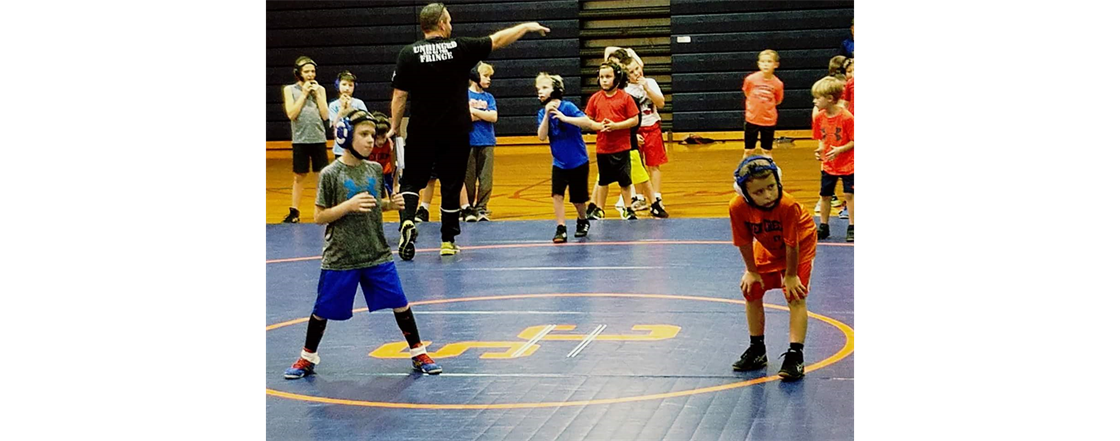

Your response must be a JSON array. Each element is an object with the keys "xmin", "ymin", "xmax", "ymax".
[
  {"xmin": 409, "ymin": 345, "xmax": 428, "ymax": 357},
  {"xmin": 461, "ymin": 204, "xmax": 471, "ymax": 210},
  {"xmin": 654, "ymin": 193, "xmax": 662, "ymax": 200},
  {"xmin": 421, "ymin": 202, "xmax": 430, "ymax": 210},
  {"xmin": 300, "ymin": 349, "xmax": 321, "ymax": 365}
]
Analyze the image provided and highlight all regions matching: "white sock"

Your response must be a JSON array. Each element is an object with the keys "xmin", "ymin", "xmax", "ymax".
[
  {"xmin": 654, "ymin": 193, "xmax": 662, "ymax": 200},
  {"xmin": 617, "ymin": 196, "xmax": 625, "ymax": 205},
  {"xmin": 421, "ymin": 202, "xmax": 430, "ymax": 210},
  {"xmin": 409, "ymin": 345, "xmax": 428, "ymax": 358},
  {"xmin": 461, "ymin": 204, "xmax": 471, "ymax": 210},
  {"xmin": 300, "ymin": 349, "xmax": 321, "ymax": 365}
]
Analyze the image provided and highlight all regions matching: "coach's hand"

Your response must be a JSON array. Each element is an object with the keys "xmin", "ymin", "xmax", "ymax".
[{"xmin": 524, "ymin": 22, "xmax": 551, "ymax": 36}]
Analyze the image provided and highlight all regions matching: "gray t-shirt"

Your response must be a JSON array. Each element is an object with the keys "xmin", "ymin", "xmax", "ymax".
[
  {"xmin": 316, "ymin": 160, "xmax": 392, "ymax": 270},
  {"xmin": 289, "ymin": 83, "xmax": 327, "ymax": 144}
]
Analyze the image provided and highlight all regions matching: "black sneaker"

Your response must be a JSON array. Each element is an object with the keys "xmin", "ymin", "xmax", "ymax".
[
  {"xmin": 415, "ymin": 206, "xmax": 429, "ymax": 223},
  {"xmin": 464, "ymin": 208, "xmax": 478, "ymax": 222},
  {"xmin": 574, "ymin": 218, "xmax": 590, "ymax": 238},
  {"xmin": 553, "ymin": 225, "xmax": 567, "ymax": 243},
  {"xmin": 650, "ymin": 199, "xmax": 669, "ymax": 218},
  {"xmin": 817, "ymin": 223, "xmax": 830, "ymax": 240},
  {"xmin": 587, "ymin": 204, "xmax": 604, "ymax": 220},
  {"xmin": 732, "ymin": 345, "xmax": 767, "ymax": 371},
  {"xmin": 282, "ymin": 208, "xmax": 300, "ymax": 223},
  {"xmin": 398, "ymin": 220, "xmax": 417, "ymax": 261},
  {"xmin": 777, "ymin": 349, "xmax": 805, "ymax": 381},
  {"xmin": 846, "ymin": 225, "xmax": 854, "ymax": 242},
  {"xmin": 477, "ymin": 209, "xmax": 490, "ymax": 221},
  {"xmin": 624, "ymin": 207, "xmax": 638, "ymax": 220},
  {"xmin": 586, "ymin": 203, "xmax": 604, "ymax": 220}
]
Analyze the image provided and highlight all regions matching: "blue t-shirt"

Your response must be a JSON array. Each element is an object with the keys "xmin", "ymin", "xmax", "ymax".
[
  {"xmin": 841, "ymin": 39, "xmax": 854, "ymax": 58},
  {"xmin": 468, "ymin": 89, "xmax": 497, "ymax": 147},
  {"xmin": 537, "ymin": 100, "xmax": 589, "ymax": 170}
]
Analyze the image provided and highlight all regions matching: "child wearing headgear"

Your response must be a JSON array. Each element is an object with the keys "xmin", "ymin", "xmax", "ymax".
[
  {"xmin": 728, "ymin": 156, "xmax": 818, "ymax": 381},
  {"xmin": 581, "ymin": 62, "xmax": 639, "ymax": 220},
  {"xmin": 328, "ymin": 70, "xmax": 369, "ymax": 160},
  {"xmin": 282, "ymin": 56, "xmax": 331, "ymax": 223},
  {"xmin": 283, "ymin": 109, "xmax": 442, "ymax": 380},
  {"xmin": 465, "ymin": 62, "xmax": 497, "ymax": 222},
  {"xmin": 536, "ymin": 72, "xmax": 592, "ymax": 243}
]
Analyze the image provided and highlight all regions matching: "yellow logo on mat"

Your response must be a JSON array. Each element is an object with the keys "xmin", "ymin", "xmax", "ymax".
[{"xmin": 369, "ymin": 324, "xmax": 680, "ymax": 359}]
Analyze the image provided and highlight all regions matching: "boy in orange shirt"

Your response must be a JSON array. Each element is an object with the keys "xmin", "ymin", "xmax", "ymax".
[
  {"xmin": 811, "ymin": 76, "xmax": 855, "ymax": 242},
  {"xmin": 728, "ymin": 156, "xmax": 817, "ymax": 381},
  {"xmin": 742, "ymin": 50, "xmax": 784, "ymax": 159}
]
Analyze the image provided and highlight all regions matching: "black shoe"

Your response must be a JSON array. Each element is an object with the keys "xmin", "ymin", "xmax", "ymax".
[
  {"xmin": 587, "ymin": 204, "xmax": 604, "ymax": 220},
  {"xmin": 282, "ymin": 208, "xmax": 300, "ymax": 223},
  {"xmin": 398, "ymin": 220, "xmax": 418, "ymax": 261},
  {"xmin": 650, "ymin": 199, "xmax": 669, "ymax": 218},
  {"xmin": 732, "ymin": 345, "xmax": 767, "ymax": 371},
  {"xmin": 777, "ymin": 349, "xmax": 805, "ymax": 381},
  {"xmin": 415, "ymin": 207, "xmax": 429, "ymax": 223},
  {"xmin": 846, "ymin": 225, "xmax": 854, "ymax": 242},
  {"xmin": 477, "ymin": 209, "xmax": 490, "ymax": 221},
  {"xmin": 464, "ymin": 208, "xmax": 478, "ymax": 222},
  {"xmin": 574, "ymin": 218, "xmax": 590, "ymax": 237},
  {"xmin": 817, "ymin": 223, "xmax": 830, "ymax": 240},
  {"xmin": 553, "ymin": 225, "xmax": 567, "ymax": 243},
  {"xmin": 586, "ymin": 202, "xmax": 604, "ymax": 219},
  {"xmin": 624, "ymin": 207, "xmax": 638, "ymax": 220}
]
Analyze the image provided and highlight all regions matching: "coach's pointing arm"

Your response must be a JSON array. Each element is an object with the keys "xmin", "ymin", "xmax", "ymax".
[{"xmin": 490, "ymin": 22, "xmax": 550, "ymax": 50}]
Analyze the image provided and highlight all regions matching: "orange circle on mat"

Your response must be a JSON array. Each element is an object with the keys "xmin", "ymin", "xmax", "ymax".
[{"xmin": 266, "ymin": 293, "xmax": 855, "ymax": 409}]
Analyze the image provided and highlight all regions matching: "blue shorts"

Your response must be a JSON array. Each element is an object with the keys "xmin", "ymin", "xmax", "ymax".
[
  {"xmin": 382, "ymin": 173, "xmax": 395, "ymax": 198},
  {"xmin": 313, "ymin": 261, "xmax": 409, "ymax": 320}
]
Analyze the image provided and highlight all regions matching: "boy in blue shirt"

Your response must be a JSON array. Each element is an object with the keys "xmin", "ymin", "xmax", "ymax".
[
  {"xmin": 328, "ymin": 70, "xmax": 369, "ymax": 160},
  {"xmin": 465, "ymin": 62, "xmax": 497, "ymax": 221},
  {"xmin": 535, "ymin": 73, "xmax": 593, "ymax": 243}
]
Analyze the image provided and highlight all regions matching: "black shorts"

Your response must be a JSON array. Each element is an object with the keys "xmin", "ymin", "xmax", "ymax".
[
  {"xmin": 820, "ymin": 171, "xmax": 854, "ymax": 196},
  {"xmin": 552, "ymin": 162, "xmax": 590, "ymax": 203},
  {"xmin": 596, "ymin": 152, "xmax": 632, "ymax": 187},
  {"xmin": 743, "ymin": 121, "xmax": 776, "ymax": 151},
  {"xmin": 292, "ymin": 143, "xmax": 329, "ymax": 173}
]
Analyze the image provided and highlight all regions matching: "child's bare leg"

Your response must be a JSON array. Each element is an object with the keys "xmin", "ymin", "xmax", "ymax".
[
  {"xmin": 621, "ymin": 185, "xmax": 633, "ymax": 203},
  {"xmin": 819, "ymin": 196, "xmax": 832, "ymax": 224},
  {"xmin": 594, "ymin": 185, "xmax": 609, "ymax": 208},
  {"xmin": 552, "ymin": 194, "xmax": 566, "ymax": 225},
  {"xmin": 638, "ymin": 181, "xmax": 654, "ymax": 202},
  {"xmin": 291, "ymin": 172, "xmax": 308, "ymax": 209},
  {"xmin": 787, "ymin": 296, "xmax": 807, "ymax": 344},
  {"xmin": 459, "ymin": 185, "xmax": 470, "ymax": 209},
  {"xmin": 650, "ymin": 166, "xmax": 662, "ymax": 196},
  {"xmin": 421, "ymin": 179, "xmax": 437, "ymax": 205},
  {"xmin": 574, "ymin": 202, "xmax": 587, "ymax": 218},
  {"xmin": 745, "ymin": 298, "xmax": 765, "ymax": 336}
]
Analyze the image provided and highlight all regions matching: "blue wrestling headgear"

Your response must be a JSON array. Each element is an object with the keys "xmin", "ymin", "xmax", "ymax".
[
  {"xmin": 335, "ymin": 110, "xmax": 388, "ymax": 160},
  {"xmin": 733, "ymin": 156, "xmax": 783, "ymax": 210}
]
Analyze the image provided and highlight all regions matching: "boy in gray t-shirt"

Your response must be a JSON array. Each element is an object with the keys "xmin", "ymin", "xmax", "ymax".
[
  {"xmin": 282, "ymin": 56, "xmax": 330, "ymax": 223},
  {"xmin": 284, "ymin": 109, "xmax": 442, "ymax": 379}
]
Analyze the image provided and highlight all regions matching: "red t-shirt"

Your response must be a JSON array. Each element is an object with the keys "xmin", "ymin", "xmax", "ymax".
[
  {"xmin": 729, "ymin": 193, "xmax": 817, "ymax": 274},
  {"xmin": 585, "ymin": 89, "xmax": 639, "ymax": 154},
  {"xmin": 366, "ymin": 137, "xmax": 395, "ymax": 176},
  {"xmin": 812, "ymin": 108, "xmax": 855, "ymax": 176},
  {"xmin": 843, "ymin": 77, "xmax": 855, "ymax": 114}
]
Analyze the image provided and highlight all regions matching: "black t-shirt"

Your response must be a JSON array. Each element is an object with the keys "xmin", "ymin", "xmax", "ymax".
[{"xmin": 392, "ymin": 36, "xmax": 492, "ymax": 137}]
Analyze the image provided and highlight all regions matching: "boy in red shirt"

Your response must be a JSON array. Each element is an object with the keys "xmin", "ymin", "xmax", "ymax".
[
  {"xmin": 729, "ymin": 156, "xmax": 817, "ymax": 381},
  {"xmin": 583, "ymin": 62, "xmax": 639, "ymax": 218},
  {"xmin": 811, "ymin": 76, "xmax": 855, "ymax": 242}
]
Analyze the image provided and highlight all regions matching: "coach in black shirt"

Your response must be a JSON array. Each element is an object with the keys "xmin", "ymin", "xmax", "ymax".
[{"xmin": 389, "ymin": 2, "xmax": 549, "ymax": 260}]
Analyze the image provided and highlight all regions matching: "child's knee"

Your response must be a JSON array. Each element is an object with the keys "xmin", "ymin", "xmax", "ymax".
[{"xmin": 392, "ymin": 304, "xmax": 410, "ymax": 313}]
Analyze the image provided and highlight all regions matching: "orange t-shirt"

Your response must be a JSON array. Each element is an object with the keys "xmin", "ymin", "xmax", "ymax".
[
  {"xmin": 843, "ymin": 77, "xmax": 855, "ymax": 114},
  {"xmin": 742, "ymin": 72, "xmax": 784, "ymax": 126},
  {"xmin": 585, "ymin": 89, "xmax": 639, "ymax": 154},
  {"xmin": 729, "ymin": 193, "xmax": 817, "ymax": 274},
  {"xmin": 812, "ymin": 108, "xmax": 855, "ymax": 176},
  {"xmin": 366, "ymin": 137, "xmax": 395, "ymax": 176}
]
